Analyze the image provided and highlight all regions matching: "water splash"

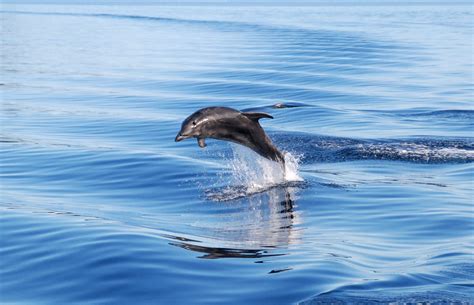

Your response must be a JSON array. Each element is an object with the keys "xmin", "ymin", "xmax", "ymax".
[
  {"xmin": 229, "ymin": 144, "xmax": 303, "ymax": 193},
  {"xmin": 203, "ymin": 143, "xmax": 303, "ymax": 202}
]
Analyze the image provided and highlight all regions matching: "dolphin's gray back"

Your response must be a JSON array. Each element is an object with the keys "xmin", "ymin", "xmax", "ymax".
[{"xmin": 208, "ymin": 110, "xmax": 284, "ymax": 163}]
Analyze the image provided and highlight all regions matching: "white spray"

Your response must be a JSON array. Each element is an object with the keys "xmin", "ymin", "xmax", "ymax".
[{"xmin": 229, "ymin": 144, "xmax": 303, "ymax": 195}]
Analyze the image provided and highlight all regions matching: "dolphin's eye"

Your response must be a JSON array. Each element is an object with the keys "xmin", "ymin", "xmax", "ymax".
[{"xmin": 192, "ymin": 121, "xmax": 197, "ymax": 126}]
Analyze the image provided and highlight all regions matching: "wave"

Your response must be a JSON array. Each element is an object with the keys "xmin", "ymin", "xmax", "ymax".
[
  {"xmin": 274, "ymin": 132, "xmax": 474, "ymax": 164},
  {"xmin": 409, "ymin": 109, "xmax": 474, "ymax": 120},
  {"xmin": 0, "ymin": 10, "xmax": 291, "ymax": 35},
  {"xmin": 301, "ymin": 290, "xmax": 473, "ymax": 305},
  {"xmin": 300, "ymin": 263, "xmax": 474, "ymax": 304},
  {"xmin": 1, "ymin": 10, "xmax": 409, "ymax": 54},
  {"xmin": 1, "ymin": 10, "xmax": 214, "ymax": 25},
  {"xmin": 242, "ymin": 102, "xmax": 313, "ymax": 112}
]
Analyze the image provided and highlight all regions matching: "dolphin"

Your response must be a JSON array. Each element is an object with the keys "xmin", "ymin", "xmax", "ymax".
[{"xmin": 175, "ymin": 107, "xmax": 285, "ymax": 164}]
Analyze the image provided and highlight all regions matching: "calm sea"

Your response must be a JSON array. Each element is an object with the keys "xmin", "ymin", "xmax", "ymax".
[{"xmin": 1, "ymin": 3, "xmax": 473, "ymax": 304}]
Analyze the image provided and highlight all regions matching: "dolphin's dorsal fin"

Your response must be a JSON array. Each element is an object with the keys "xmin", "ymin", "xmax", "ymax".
[{"xmin": 242, "ymin": 112, "xmax": 273, "ymax": 121}]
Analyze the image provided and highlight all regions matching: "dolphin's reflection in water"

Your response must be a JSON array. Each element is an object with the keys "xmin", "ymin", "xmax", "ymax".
[
  {"xmin": 169, "ymin": 184, "xmax": 303, "ymax": 259},
  {"xmin": 169, "ymin": 243, "xmax": 286, "ymax": 260}
]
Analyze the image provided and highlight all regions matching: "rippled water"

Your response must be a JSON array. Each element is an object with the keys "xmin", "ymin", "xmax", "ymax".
[{"xmin": 1, "ymin": 3, "xmax": 473, "ymax": 304}]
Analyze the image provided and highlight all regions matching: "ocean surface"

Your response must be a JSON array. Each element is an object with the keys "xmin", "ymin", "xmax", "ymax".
[{"xmin": 1, "ymin": 3, "xmax": 473, "ymax": 304}]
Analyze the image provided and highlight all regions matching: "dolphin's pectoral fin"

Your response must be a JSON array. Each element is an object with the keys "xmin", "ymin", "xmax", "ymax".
[
  {"xmin": 242, "ymin": 112, "xmax": 273, "ymax": 121},
  {"xmin": 198, "ymin": 138, "xmax": 207, "ymax": 148}
]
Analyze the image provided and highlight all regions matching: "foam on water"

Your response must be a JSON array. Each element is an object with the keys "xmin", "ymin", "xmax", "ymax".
[{"xmin": 273, "ymin": 132, "xmax": 474, "ymax": 164}]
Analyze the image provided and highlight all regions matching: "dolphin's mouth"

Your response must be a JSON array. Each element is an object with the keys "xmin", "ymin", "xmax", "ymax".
[{"xmin": 175, "ymin": 133, "xmax": 190, "ymax": 142}]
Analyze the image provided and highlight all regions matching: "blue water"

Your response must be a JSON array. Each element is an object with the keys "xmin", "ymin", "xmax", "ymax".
[{"xmin": 1, "ymin": 3, "xmax": 473, "ymax": 304}]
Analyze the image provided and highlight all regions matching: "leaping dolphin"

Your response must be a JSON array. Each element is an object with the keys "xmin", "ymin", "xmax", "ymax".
[{"xmin": 175, "ymin": 107, "xmax": 285, "ymax": 164}]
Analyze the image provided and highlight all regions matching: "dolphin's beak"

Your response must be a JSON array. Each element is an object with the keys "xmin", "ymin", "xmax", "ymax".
[{"xmin": 175, "ymin": 133, "xmax": 185, "ymax": 142}]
